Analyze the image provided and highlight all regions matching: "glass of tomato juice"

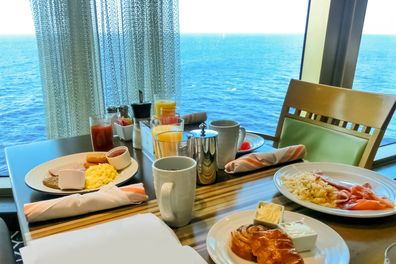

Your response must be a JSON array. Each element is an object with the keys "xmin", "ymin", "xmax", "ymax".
[{"xmin": 89, "ymin": 115, "xmax": 114, "ymax": 151}]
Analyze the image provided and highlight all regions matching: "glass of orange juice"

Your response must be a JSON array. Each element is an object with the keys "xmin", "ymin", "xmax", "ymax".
[
  {"xmin": 154, "ymin": 94, "xmax": 176, "ymax": 117},
  {"xmin": 154, "ymin": 131, "xmax": 191, "ymax": 159},
  {"xmin": 151, "ymin": 115, "xmax": 184, "ymax": 155}
]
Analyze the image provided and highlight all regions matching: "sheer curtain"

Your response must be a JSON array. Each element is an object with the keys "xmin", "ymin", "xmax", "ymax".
[{"xmin": 31, "ymin": 0, "xmax": 180, "ymax": 139}]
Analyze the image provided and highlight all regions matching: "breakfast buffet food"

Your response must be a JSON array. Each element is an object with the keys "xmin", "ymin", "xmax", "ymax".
[
  {"xmin": 230, "ymin": 202, "xmax": 314, "ymax": 264},
  {"xmin": 85, "ymin": 163, "xmax": 118, "ymax": 189},
  {"xmin": 281, "ymin": 172, "xmax": 395, "ymax": 210},
  {"xmin": 42, "ymin": 149, "xmax": 130, "ymax": 191},
  {"xmin": 254, "ymin": 202, "xmax": 284, "ymax": 228}
]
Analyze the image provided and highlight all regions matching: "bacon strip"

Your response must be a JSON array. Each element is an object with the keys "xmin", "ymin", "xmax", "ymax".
[{"xmin": 315, "ymin": 174, "xmax": 394, "ymax": 210}]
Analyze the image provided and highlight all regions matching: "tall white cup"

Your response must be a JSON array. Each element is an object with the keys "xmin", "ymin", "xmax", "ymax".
[
  {"xmin": 209, "ymin": 120, "xmax": 246, "ymax": 169},
  {"xmin": 152, "ymin": 156, "xmax": 197, "ymax": 227}
]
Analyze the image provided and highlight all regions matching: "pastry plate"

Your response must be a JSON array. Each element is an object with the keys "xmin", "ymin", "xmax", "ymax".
[
  {"xmin": 206, "ymin": 210, "xmax": 349, "ymax": 264},
  {"xmin": 25, "ymin": 152, "xmax": 138, "ymax": 195},
  {"xmin": 273, "ymin": 162, "xmax": 396, "ymax": 218},
  {"xmin": 237, "ymin": 132, "xmax": 265, "ymax": 155}
]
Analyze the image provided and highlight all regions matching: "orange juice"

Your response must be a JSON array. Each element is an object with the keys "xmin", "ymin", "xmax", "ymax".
[
  {"xmin": 152, "ymin": 124, "xmax": 182, "ymax": 144},
  {"xmin": 154, "ymin": 99, "xmax": 176, "ymax": 117},
  {"xmin": 154, "ymin": 130, "xmax": 183, "ymax": 158}
]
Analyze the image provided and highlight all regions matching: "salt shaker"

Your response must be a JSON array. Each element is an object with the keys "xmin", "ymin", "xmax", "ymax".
[
  {"xmin": 107, "ymin": 106, "xmax": 119, "ymax": 135},
  {"xmin": 189, "ymin": 123, "xmax": 218, "ymax": 185},
  {"xmin": 131, "ymin": 102, "xmax": 151, "ymax": 149}
]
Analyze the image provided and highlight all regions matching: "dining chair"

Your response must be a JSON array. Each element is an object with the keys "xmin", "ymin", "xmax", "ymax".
[
  {"xmin": 271, "ymin": 79, "xmax": 396, "ymax": 169},
  {"xmin": 0, "ymin": 217, "xmax": 16, "ymax": 264}
]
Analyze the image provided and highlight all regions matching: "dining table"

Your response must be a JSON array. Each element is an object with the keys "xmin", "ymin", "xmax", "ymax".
[{"xmin": 5, "ymin": 134, "xmax": 396, "ymax": 264}]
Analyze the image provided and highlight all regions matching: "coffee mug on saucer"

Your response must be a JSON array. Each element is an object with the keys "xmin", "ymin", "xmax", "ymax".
[
  {"xmin": 152, "ymin": 156, "xmax": 197, "ymax": 227},
  {"xmin": 209, "ymin": 120, "xmax": 246, "ymax": 169}
]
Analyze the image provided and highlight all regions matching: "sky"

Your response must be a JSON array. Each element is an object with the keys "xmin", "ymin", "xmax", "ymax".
[{"xmin": 0, "ymin": 0, "xmax": 395, "ymax": 35}]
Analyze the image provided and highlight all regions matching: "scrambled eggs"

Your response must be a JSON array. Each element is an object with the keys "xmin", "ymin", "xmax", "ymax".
[
  {"xmin": 85, "ymin": 163, "xmax": 118, "ymax": 189},
  {"xmin": 281, "ymin": 172, "xmax": 338, "ymax": 208}
]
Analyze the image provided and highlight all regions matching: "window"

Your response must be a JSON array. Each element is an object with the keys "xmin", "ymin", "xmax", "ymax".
[
  {"xmin": 178, "ymin": 0, "xmax": 309, "ymax": 135},
  {"xmin": 0, "ymin": 1, "xmax": 45, "ymax": 176},
  {"xmin": 354, "ymin": 0, "xmax": 396, "ymax": 144}
]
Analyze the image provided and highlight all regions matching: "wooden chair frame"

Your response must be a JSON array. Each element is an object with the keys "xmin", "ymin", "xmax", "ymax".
[{"xmin": 273, "ymin": 79, "xmax": 396, "ymax": 168}]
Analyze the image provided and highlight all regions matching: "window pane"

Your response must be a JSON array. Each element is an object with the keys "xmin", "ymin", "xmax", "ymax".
[
  {"xmin": 179, "ymin": 0, "xmax": 308, "ymax": 135},
  {"xmin": 354, "ymin": 0, "xmax": 396, "ymax": 144},
  {"xmin": 0, "ymin": 1, "xmax": 45, "ymax": 176}
]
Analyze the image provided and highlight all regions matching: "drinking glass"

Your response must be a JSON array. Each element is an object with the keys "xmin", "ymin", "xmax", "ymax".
[
  {"xmin": 154, "ymin": 131, "xmax": 192, "ymax": 159},
  {"xmin": 151, "ymin": 115, "xmax": 184, "ymax": 152},
  {"xmin": 89, "ymin": 115, "xmax": 113, "ymax": 151},
  {"xmin": 153, "ymin": 94, "xmax": 176, "ymax": 118}
]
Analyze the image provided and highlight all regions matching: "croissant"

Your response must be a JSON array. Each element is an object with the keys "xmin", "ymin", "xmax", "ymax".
[
  {"xmin": 230, "ymin": 224, "xmax": 269, "ymax": 261},
  {"xmin": 251, "ymin": 229, "xmax": 304, "ymax": 264},
  {"xmin": 230, "ymin": 226, "xmax": 304, "ymax": 264}
]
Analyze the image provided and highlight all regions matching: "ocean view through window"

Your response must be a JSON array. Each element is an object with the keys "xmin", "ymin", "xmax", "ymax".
[
  {"xmin": 1, "ymin": 0, "xmax": 396, "ymax": 176},
  {"xmin": 353, "ymin": 0, "xmax": 396, "ymax": 144},
  {"xmin": 178, "ymin": 0, "xmax": 309, "ymax": 135}
]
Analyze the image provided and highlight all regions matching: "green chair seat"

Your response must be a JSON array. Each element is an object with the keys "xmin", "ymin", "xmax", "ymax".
[{"xmin": 279, "ymin": 118, "xmax": 368, "ymax": 166}]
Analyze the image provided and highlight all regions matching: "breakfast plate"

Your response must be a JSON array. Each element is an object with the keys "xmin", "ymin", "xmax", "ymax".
[
  {"xmin": 25, "ymin": 152, "xmax": 138, "ymax": 195},
  {"xmin": 273, "ymin": 162, "xmax": 396, "ymax": 218},
  {"xmin": 206, "ymin": 210, "xmax": 349, "ymax": 264},
  {"xmin": 237, "ymin": 132, "xmax": 265, "ymax": 155}
]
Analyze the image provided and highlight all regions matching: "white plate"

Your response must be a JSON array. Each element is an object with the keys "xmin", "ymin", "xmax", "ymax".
[
  {"xmin": 206, "ymin": 210, "xmax": 349, "ymax": 264},
  {"xmin": 273, "ymin": 162, "xmax": 396, "ymax": 218},
  {"xmin": 25, "ymin": 152, "xmax": 138, "ymax": 195},
  {"xmin": 237, "ymin": 132, "xmax": 265, "ymax": 154}
]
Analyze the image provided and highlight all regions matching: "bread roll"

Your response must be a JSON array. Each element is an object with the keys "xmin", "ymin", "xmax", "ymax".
[
  {"xmin": 84, "ymin": 161, "xmax": 100, "ymax": 169},
  {"xmin": 86, "ymin": 153, "xmax": 108, "ymax": 163}
]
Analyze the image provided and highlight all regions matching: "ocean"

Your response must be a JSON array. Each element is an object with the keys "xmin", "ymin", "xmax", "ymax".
[{"xmin": 0, "ymin": 34, "xmax": 395, "ymax": 175}]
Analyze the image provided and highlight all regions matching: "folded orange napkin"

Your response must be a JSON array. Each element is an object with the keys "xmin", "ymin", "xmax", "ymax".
[
  {"xmin": 182, "ymin": 112, "xmax": 207, "ymax": 125},
  {"xmin": 224, "ymin": 145, "xmax": 306, "ymax": 174},
  {"xmin": 24, "ymin": 183, "xmax": 148, "ymax": 223}
]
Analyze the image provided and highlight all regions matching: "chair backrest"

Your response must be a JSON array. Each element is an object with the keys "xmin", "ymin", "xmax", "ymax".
[{"xmin": 274, "ymin": 79, "xmax": 396, "ymax": 168}]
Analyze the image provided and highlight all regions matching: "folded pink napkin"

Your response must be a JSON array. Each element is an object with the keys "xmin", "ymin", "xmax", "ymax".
[
  {"xmin": 225, "ymin": 145, "xmax": 306, "ymax": 174},
  {"xmin": 24, "ymin": 183, "xmax": 148, "ymax": 223},
  {"xmin": 182, "ymin": 112, "xmax": 207, "ymax": 125}
]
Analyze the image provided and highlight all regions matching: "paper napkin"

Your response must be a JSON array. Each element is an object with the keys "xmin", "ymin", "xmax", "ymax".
[
  {"xmin": 24, "ymin": 183, "xmax": 148, "ymax": 223},
  {"xmin": 182, "ymin": 112, "xmax": 207, "ymax": 125},
  {"xmin": 225, "ymin": 144, "xmax": 306, "ymax": 173},
  {"xmin": 20, "ymin": 213, "xmax": 207, "ymax": 264}
]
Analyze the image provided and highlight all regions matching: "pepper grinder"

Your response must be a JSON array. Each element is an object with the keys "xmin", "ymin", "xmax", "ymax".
[
  {"xmin": 131, "ymin": 91, "xmax": 151, "ymax": 149},
  {"xmin": 189, "ymin": 123, "xmax": 218, "ymax": 185}
]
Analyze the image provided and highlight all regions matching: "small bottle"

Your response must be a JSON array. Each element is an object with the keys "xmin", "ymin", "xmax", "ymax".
[
  {"xmin": 118, "ymin": 105, "xmax": 130, "ymax": 118},
  {"xmin": 107, "ymin": 106, "xmax": 119, "ymax": 136}
]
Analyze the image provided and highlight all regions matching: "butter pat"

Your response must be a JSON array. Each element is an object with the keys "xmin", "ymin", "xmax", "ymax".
[
  {"xmin": 58, "ymin": 169, "xmax": 85, "ymax": 190},
  {"xmin": 254, "ymin": 202, "xmax": 284, "ymax": 228},
  {"xmin": 279, "ymin": 221, "xmax": 318, "ymax": 252}
]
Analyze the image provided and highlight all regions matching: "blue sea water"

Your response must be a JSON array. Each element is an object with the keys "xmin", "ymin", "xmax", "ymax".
[{"xmin": 0, "ymin": 34, "xmax": 395, "ymax": 175}]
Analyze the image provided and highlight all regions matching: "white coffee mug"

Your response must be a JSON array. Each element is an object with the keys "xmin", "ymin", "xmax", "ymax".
[
  {"xmin": 385, "ymin": 242, "xmax": 396, "ymax": 264},
  {"xmin": 152, "ymin": 156, "xmax": 197, "ymax": 227},
  {"xmin": 209, "ymin": 120, "xmax": 246, "ymax": 169}
]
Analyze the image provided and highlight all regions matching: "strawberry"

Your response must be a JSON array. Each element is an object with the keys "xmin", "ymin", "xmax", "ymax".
[{"xmin": 240, "ymin": 141, "xmax": 251, "ymax": 150}]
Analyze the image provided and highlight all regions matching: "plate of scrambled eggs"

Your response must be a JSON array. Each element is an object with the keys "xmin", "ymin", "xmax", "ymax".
[
  {"xmin": 25, "ymin": 152, "xmax": 138, "ymax": 195},
  {"xmin": 273, "ymin": 162, "xmax": 396, "ymax": 218}
]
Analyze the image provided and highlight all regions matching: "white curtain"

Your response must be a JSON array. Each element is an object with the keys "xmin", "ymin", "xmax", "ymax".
[{"xmin": 31, "ymin": 0, "xmax": 180, "ymax": 139}]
